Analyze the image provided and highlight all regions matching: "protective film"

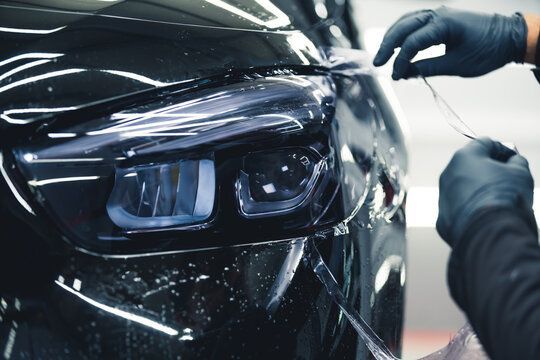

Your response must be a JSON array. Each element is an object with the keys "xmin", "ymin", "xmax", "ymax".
[
  {"xmin": 306, "ymin": 240, "xmax": 488, "ymax": 360},
  {"xmin": 320, "ymin": 47, "xmax": 489, "ymax": 360},
  {"xmin": 322, "ymin": 47, "xmax": 481, "ymax": 141}
]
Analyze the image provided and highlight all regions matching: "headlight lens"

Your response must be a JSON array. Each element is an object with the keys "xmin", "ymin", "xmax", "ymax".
[
  {"xmin": 11, "ymin": 70, "xmax": 376, "ymax": 254},
  {"xmin": 237, "ymin": 148, "xmax": 324, "ymax": 217}
]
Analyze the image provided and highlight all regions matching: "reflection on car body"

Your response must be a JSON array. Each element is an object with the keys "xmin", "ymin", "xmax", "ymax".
[{"xmin": 0, "ymin": 0, "xmax": 408, "ymax": 358}]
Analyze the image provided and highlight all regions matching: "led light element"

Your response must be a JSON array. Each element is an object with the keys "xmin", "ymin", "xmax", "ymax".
[{"xmin": 107, "ymin": 159, "xmax": 215, "ymax": 229}]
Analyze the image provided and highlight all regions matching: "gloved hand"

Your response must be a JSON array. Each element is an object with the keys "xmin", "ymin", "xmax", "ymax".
[
  {"xmin": 373, "ymin": 7, "xmax": 528, "ymax": 80},
  {"xmin": 437, "ymin": 138, "xmax": 534, "ymax": 247}
]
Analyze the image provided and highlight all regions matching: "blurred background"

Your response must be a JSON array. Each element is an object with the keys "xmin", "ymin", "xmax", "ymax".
[{"xmin": 350, "ymin": 0, "xmax": 540, "ymax": 358}]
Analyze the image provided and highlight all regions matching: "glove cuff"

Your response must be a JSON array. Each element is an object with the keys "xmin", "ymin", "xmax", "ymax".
[
  {"xmin": 534, "ymin": 24, "xmax": 540, "ymax": 82},
  {"xmin": 511, "ymin": 12, "xmax": 528, "ymax": 63}
]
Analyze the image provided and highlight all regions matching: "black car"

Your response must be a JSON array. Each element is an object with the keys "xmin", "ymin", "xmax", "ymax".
[{"xmin": 0, "ymin": 1, "xmax": 408, "ymax": 358}]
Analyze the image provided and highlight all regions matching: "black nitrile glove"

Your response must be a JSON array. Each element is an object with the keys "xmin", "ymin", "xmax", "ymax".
[
  {"xmin": 373, "ymin": 7, "xmax": 528, "ymax": 80},
  {"xmin": 437, "ymin": 138, "xmax": 534, "ymax": 247}
]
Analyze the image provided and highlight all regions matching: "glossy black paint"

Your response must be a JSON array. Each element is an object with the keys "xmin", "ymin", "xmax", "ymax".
[
  {"xmin": 0, "ymin": 0, "xmax": 345, "ymax": 130},
  {"xmin": 0, "ymin": 1, "xmax": 408, "ymax": 359}
]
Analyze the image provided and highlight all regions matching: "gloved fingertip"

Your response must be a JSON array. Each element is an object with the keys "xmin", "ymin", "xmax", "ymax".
[
  {"xmin": 392, "ymin": 67, "xmax": 401, "ymax": 79},
  {"xmin": 402, "ymin": 64, "xmax": 420, "ymax": 79},
  {"xmin": 392, "ymin": 57, "xmax": 409, "ymax": 80},
  {"xmin": 372, "ymin": 52, "xmax": 382, "ymax": 65},
  {"xmin": 373, "ymin": 48, "xmax": 392, "ymax": 67}
]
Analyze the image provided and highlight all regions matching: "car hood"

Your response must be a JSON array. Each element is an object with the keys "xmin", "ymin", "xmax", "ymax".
[
  {"xmin": 1, "ymin": 0, "xmax": 337, "ymax": 32},
  {"xmin": 0, "ymin": 0, "xmax": 339, "ymax": 129}
]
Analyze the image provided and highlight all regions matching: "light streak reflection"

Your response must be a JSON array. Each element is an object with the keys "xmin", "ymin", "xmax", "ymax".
[
  {"xmin": 23, "ymin": 156, "xmax": 104, "ymax": 164},
  {"xmin": 91, "ymin": 116, "xmax": 245, "ymax": 136},
  {"xmin": 266, "ymin": 238, "xmax": 305, "ymax": 313},
  {"xmin": 0, "ymin": 25, "xmax": 66, "ymax": 34},
  {"xmin": 48, "ymin": 133, "xmax": 77, "ymax": 138},
  {"xmin": 0, "ymin": 68, "xmax": 86, "ymax": 94},
  {"xmin": 28, "ymin": 176, "xmax": 101, "ymax": 187},
  {"xmin": 286, "ymin": 32, "xmax": 318, "ymax": 65},
  {"xmin": 0, "ymin": 52, "xmax": 64, "ymax": 67},
  {"xmin": 0, "ymin": 68, "xmax": 175, "ymax": 123},
  {"xmin": 0, "ymin": 59, "xmax": 51, "ymax": 82},
  {"xmin": 100, "ymin": 69, "xmax": 173, "ymax": 87},
  {"xmin": 374, "ymin": 255, "xmax": 403, "ymax": 293},
  {"xmin": 0, "ymin": 153, "xmax": 35, "ymax": 215},
  {"xmin": 1, "ymin": 107, "xmax": 78, "ymax": 125},
  {"xmin": 205, "ymin": 0, "xmax": 290, "ymax": 29},
  {"xmin": 55, "ymin": 280, "xmax": 179, "ymax": 336}
]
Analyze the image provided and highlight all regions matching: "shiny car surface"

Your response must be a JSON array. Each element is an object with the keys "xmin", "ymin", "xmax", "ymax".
[{"xmin": 0, "ymin": 1, "xmax": 408, "ymax": 359}]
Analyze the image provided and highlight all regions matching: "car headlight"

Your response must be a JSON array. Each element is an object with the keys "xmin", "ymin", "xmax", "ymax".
[{"xmin": 11, "ymin": 71, "xmax": 375, "ymax": 254}]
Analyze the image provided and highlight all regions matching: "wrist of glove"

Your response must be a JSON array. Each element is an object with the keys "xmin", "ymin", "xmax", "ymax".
[
  {"xmin": 446, "ymin": 206, "xmax": 538, "ymax": 313},
  {"xmin": 504, "ymin": 12, "xmax": 529, "ymax": 64},
  {"xmin": 436, "ymin": 138, "xmax": 534, "ymax": 247},
  {"xmin": 374, "ymin": 7, "xmax": 528, "ymax": 80}
]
